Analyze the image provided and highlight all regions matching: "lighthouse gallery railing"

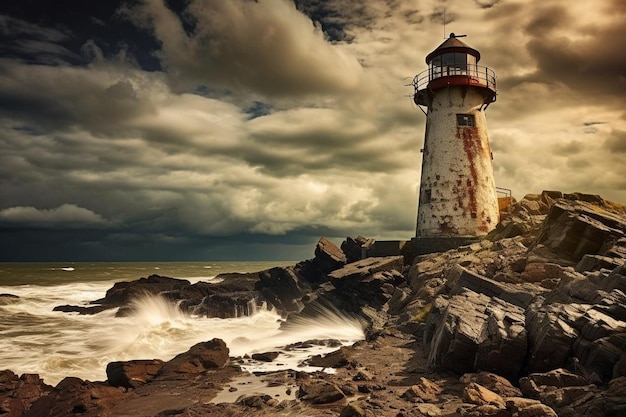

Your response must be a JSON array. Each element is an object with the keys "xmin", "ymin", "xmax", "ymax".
[{"xmin": 412, "ymin": 65, "xmax": 496, "ymax": 92}]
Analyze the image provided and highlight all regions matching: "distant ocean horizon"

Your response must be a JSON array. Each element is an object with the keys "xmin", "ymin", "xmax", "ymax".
[{"xmin": 0, "ymin": 261, "xmax": 365, "ymax": 386}]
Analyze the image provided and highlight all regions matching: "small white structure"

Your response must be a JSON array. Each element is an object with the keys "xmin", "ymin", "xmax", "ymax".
[{"xmin": 412, "ymin": 33, "xmax": 499, "ymax": 244}]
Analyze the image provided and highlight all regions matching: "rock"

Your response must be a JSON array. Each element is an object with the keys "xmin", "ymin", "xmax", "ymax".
[
  {"xmin": 460, "ymin": 372, "xmax": 522, "ymax": 397},
  {"xmin": 236, "ymin": 394, "xmax": 273, "ymax": 408},
  {"xmin": 339, "ymin": 402, "xmax": 371, "ymax": 417},
  {"xmin": 0, "ymin": 371, "xmax": 52, "ymax": 417},
  {"xmin": 297, "ymin": 379, "xmax": 345, "ymax": 404},
  {"xmin": 106, "ymin": 359, "xmax": 164, "ymax": 389},
  {"xmin": 462, "ymin": 382, "xmax": 506, "ymax": 408},
  {"xmin": 157, "ymin": 339, "xmax": 229, "ymax": 378},
  {"xmin": 308, "ymin": 346, "xmax": 358, "ymax": 369},
  {"xmin": 95, "ymin": 275, "xmax": 192, "ymax": 308},
  {"xmin": 424, "ymin": 289, "xmax": 527, "ymax": 379},
  {"xmin": 531, "ymin": 200, "xmax": 625, "ymax": 262},
  {"xmin": 25, "ymin": 377, "xmax": 125, "ymax": 417},
  {"xmin": 400, "ymin": 377, "xmax": 442, "ymax": 403},
  {"xmin": 181, "ymin": 291, "xmax": 261, "ymax": 318},
  {"xmin": 251, "ymin": 352, "xmax": 280, "ymax": 362},
  {"xmin": 341, "ymin": 236, "xmax": 369, "ymax": 264},
  {"xmin": 255, "ymin": 266, "xmax": 312, "ymax": 313},
  {"xmin": 295, "ymin": 237, "xmax": 347, "ymax": 284},
  {"xmin": 519, "ymin": 368, "xmax": 589, "ymax": 399}
]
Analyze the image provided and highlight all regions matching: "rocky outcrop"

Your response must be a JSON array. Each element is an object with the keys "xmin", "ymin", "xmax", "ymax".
[
  {"xmin": 24, "ymin": 377, "xmax": 125, "ymax": 417},
  {"xmin": 157, "ymin": 339, "xmax": 229, "ymax": 378},
  {"xmin": 106, "ymin": 359, "xmax": 164, "ymax": 389},
  {"xmin": 0, "ymin": 371, "xmax": 52, "ymax": 417}
]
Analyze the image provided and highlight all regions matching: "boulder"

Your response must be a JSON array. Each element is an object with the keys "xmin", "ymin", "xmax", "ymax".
[
  {"xmin": 531, "ymin": 200, "xmax": 625, "ymax": 262},
  {"xmin": 251, "ymin": 352, "xmax": 280, "ymax": 362},
  {"xmin": 297, "ymin": 379, "xmax": 345, "ymax": 404},
  {"xmin": 460, "ymin": 372, "xmax": 522, "ymax": 397},
  {"xmin": 255, "ymin": 266, "xmax": 312, "ymax": 313},
  {"xmin": 462, "ymin": 382, "xmax": 506, "ymax": 408},
  {"xmin": 106, "ymin": 359, "xmax": 164, "ymax": 389},
  {"xmin": 0, "ymin": 371, "xmax": 52, "ymax": 417},
  {"xmin": 24, "ymin": 377, "xmax": 125, "ymax": 417},
  {"xmin": 157, "ymin": 339, "xmax": 229, "ymax": 378},
  {"xmin": 400, "ymin": 377, "xmax": 442, "ymax": 403},
  {"xmin": 424, "ymin": 289, "xmax": 527, "ymax": 379}
]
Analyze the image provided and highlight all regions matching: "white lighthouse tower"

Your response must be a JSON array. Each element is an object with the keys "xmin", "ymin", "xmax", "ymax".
[{"xmin": 412, "ymin": 33, "xmax": 499, "ymax": 253}]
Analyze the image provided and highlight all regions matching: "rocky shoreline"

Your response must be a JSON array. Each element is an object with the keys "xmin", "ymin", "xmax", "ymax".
[{"xmin": 2, "ymin": 190, "xmax": 625, "ymax": 417}]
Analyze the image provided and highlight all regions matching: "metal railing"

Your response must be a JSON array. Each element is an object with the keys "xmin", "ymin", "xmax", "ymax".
[{"xmin": 412, "ymin": 64, "xmax": 496, "ymax": 92}]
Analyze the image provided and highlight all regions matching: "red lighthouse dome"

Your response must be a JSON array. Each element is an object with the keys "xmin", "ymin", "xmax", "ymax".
[{"xmin": 414, "ymin": 33, "xmax": 496, "ymax": 107}]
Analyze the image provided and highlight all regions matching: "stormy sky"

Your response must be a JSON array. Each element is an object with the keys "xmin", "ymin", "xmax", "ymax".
[{"xmin": 0, "ymin": 0, "xmax": 624, "ymax": 261}]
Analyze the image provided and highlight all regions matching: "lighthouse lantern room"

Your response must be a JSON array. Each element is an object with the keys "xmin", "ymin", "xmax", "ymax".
[{"xmin": 412, "ymin": 33, "xmax": 499, "ymax": 253}]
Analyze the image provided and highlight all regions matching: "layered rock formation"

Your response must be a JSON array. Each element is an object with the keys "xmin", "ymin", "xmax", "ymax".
[{"xmin": 3, "ymin": 190, "xmax": 625, "ymax": 417}]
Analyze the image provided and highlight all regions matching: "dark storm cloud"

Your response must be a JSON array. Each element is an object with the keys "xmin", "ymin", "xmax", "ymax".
[
  {"xmin": 121, "ymin": 0, "xmax": 364, "ymax": 97},
  {"xmin": 495, "ymin": 2, "xmax": 626, "ymax": 105},
  {"xmin": 0, "ymin": 0, "xmax": 625, "ymax": 261}
]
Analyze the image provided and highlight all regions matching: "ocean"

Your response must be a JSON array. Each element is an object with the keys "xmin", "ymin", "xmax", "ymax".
[{"xmin": 0, "ymin": 262, "xmax": 365, "ymax": 386}]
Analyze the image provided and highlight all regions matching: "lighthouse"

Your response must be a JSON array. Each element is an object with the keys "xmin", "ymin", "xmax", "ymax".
[{"xmin": 412, "ymin": 33, "xmax": 499, "ymax": 253}]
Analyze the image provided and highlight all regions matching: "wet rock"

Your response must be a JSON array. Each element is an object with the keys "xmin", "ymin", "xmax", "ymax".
[
  {"xmin": 106, "ymin": 359, "xmax": 164, "ymax": 389},
  {"xmin": 251, "ymin": 352, "xmax": 280, "ymax": 362},
  {"xmin": 157, "ymin": 339, "xmax": 229, "ymax": 378},
  {"xmin": 181, "ymin": 291, "xmax": 261, "ymax": 318},
  {"xmin": 297, "ymin": 379, "xmax": 345, "ymax": 404},
  {"xmin": 308, "ymin": 346, "xmax": 358, "ymax": 369},
  {"xmin": 0, "ymin": 371, "xmax": 52, "ymax": 417},
  {"xmin": 24, "ymin": 377, "xmax": 125, "ymax": 417},
  {"xmin": 255, "ymin": 266, "xmax": 312, "ymax": 313}
]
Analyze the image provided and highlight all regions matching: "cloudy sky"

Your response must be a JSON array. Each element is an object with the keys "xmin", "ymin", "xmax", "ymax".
[{"xmin": 0, "ymin": 0, "xmax": 624, "ymax": 261}]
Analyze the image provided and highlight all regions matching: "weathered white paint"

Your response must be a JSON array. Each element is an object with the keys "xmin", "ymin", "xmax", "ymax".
[{"xmin": 416, "ymin": 86, "xmax": 499, "ymax": 237}]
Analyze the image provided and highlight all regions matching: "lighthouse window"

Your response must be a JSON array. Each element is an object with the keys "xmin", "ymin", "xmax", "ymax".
[{"xmin": 457, "ymin": 114, "xmax": 475, "ymax": 127}]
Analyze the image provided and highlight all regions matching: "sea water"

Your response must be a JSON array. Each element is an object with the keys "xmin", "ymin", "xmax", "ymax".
[{"xmin": 0, "ymin": 262, "xmax": 365, "ymax": 386}]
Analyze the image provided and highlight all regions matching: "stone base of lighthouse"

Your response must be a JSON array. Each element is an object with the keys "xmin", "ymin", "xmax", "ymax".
[{"xmin": 410, "ymin": 236, "xmax": 482, "ymax": 256}]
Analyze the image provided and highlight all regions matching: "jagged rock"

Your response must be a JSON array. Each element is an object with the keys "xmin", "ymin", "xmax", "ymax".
[
  {"xmin": 400, "ymin": 377, "xmax": 442, "ymax": 403},
  {"xmin": 525, "ymin": 301, "xmax": 587, "ymax": 374},
  {"xmin": 425, "ymin": 289, "xmax": 527, "ymax": 379},
  {"xmin": 462, "ymin": 382, "xmax": 506, "ymax": 408},
  {"xmin": 297, "ymin": 379, "xmax": 345, "ymax": 404},
  {"xmin": 106, "ymin": 359, "xmax": 164, "ymax": 389},
  {"xmin": 327, "ymin": 256, "xmax": 404, "ymax": 309},
  {"xmin": 519, "ymin": 368, "xmax": 590, "ymax": 399},
  {"xmin": 505, "ymin": 397, "xmax": 558, "ymax": 417},
  {"xmin": 157, "ymin": 339, "xmax": 229, "ymax": 378},
  {"xmin": 460, "ymin": 372, "xmax": 522, "ymax": 397},
  {"xmin": 255, "ymin": 266, "xmax": 311, "ymax": 313},
  {"xmin": 341, "ymin": 236, "xmax": 369, "ymax": 264},
  {"xmin": 0, "ymin": 371, "xmax": 52, "ymax": 417},
  {"xmin": 446, "ymin": 265, "xmax": 544, "ymax": 308},
  {"xmin": 24, "ymin": 377, "xmax": 125, "ymax": 417},
  {"xmin": 295, "ymin": 237, "xmax": 347, "ymax": 284},
  {"xmin": 531, "ymin": 200, "xmax": 626, "ymax": 262},
  {"xmin": 95, "ymin": 275, "xmax": 192, "ymax": 307},
  {"xmin": 181, "ymin": 291, "xmax": 261, "ymax": 318},
  {"xmin": 308, "ymin": 346, "xmax": 358, "ymax": 369},
  {"xmin": 339, "ymin": 402, "xmax": 372, "ymax": 417}
]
